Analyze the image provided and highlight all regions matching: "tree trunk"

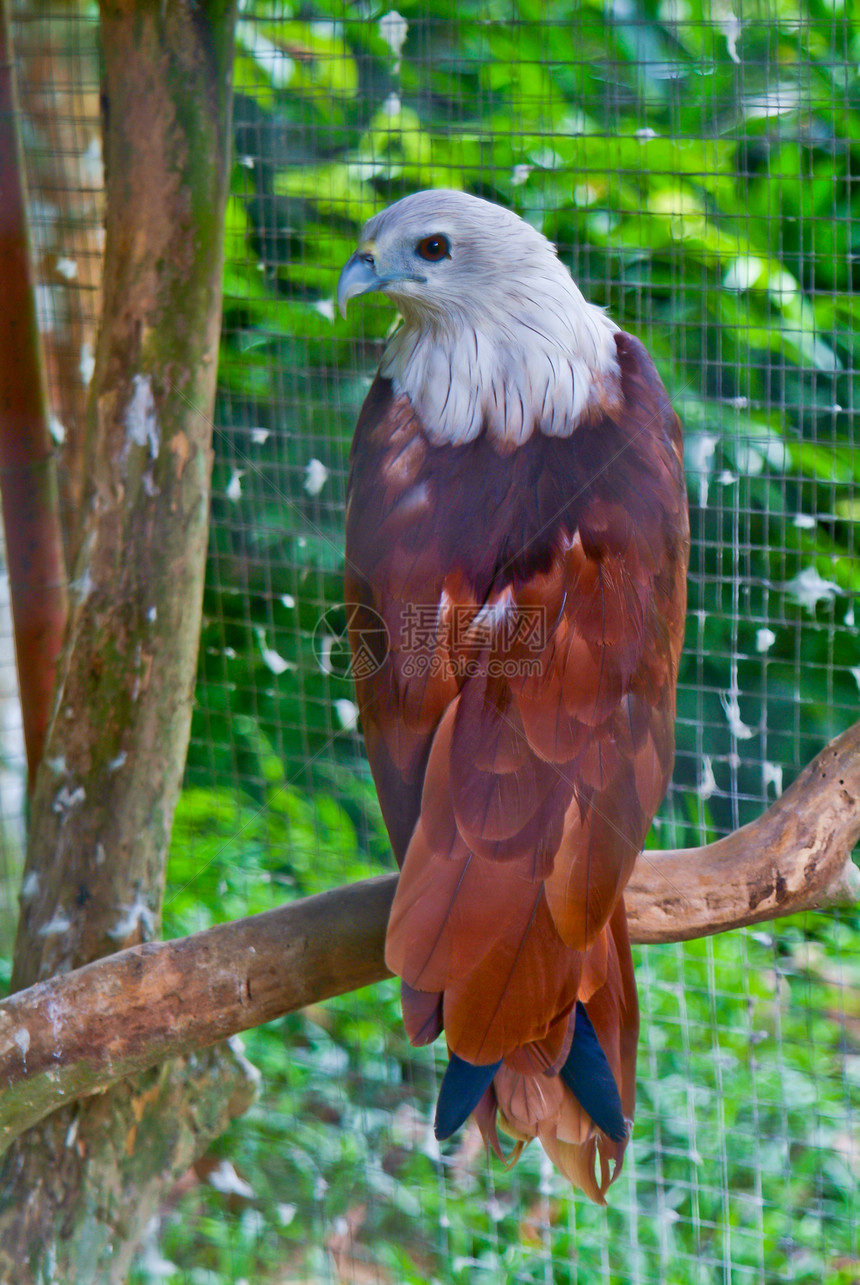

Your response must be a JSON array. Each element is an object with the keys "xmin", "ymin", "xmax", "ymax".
[
  {"xmin": 0, "ymin": 1, "xmax": 68, "ymax": 789},
  {"xmin": 0, "ymin": 0, "xmax": 245, "ymax": 1279}
]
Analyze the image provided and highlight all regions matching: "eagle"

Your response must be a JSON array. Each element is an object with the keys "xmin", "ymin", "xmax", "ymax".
[{"xmin": 338, "ymin": 189, "xmax": 688, "ymax": 1201}]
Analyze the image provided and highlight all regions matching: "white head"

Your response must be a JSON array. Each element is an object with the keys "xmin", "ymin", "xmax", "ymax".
[{"xmin": 338, "ymin": 190, "xmax": 620, "ymax": 447}]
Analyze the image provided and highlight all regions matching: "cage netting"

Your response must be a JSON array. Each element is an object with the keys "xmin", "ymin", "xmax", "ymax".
[{"xmin": 7, "ymin": 1, "xmax": 860, "ymax": 1282}]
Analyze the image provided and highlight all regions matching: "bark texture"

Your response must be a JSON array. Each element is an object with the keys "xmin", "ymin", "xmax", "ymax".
[
  {"xmin": 0, "ymin": 876, "xmax": 395, "ymax": 1150},
  {"xmin": 626, "ymin": 716, "xmax": 860, "ymax": 943},
  {"xmin": 0, "ymin": 1047, "xmax": 255, "ymax": 1284},
  {"xmin": 10, "ymin": 0, "xmax": 235, "ymax": 986},
  {"xmin": 0, "ymin": 719, "xmax": 856, "ymax": 1156},
  {"xmin": 0, "ymin": 0, "xmax": 241, "ymax": 1279},
  {"xmin": 0, "ymin": 2, "xmax": 69, "ymax": 787}
]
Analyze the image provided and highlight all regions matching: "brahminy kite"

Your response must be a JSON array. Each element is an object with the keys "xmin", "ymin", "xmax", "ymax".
[{"xmin": 338, "ymin": 189, "xmax": 689, "ymax": 1201}]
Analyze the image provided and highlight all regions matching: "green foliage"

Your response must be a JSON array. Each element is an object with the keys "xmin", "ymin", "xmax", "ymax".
[{"xmin": 165, "ymin": 721, "xmax": 390, "ymax": 939}]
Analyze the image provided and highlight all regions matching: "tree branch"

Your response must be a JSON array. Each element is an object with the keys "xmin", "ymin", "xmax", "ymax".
[
  {"xmin": 0, "ymin": 720, "xmax": 857, "ymax": 1153},
  {"xmin": 626, "ymin": 717, "xmax": 860, "ymax": 943}
]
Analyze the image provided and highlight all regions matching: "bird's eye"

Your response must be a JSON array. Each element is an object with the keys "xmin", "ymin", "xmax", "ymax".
[{"xmin": 416, "ymin": 235, "xmax": 451, "ymax": 262}]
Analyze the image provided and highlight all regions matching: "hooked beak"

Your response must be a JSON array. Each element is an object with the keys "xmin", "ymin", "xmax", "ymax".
[
  {"xmin": 337, "ymin": 249, "xmax": 427, "ymax": 318},
  {"xmin": 337, "ymin": 252, "xmax": 379, "ymax": 318}
]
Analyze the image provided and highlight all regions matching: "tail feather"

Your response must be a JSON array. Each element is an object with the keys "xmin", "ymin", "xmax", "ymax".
[
  {"xmin": 559, "ymin": 1002, "xmax": 626, "ymax": 1143},
  {"xmin": 430, "ymin": 904, "xmax": 637, "ymax": 1202},
  {"xmin": 539, "ymin": 1125, "xmax": 626, "ymax": 1205},
  {"xmin": 435, "ymin": 1052, "xmax": 502, "ymax": 1140}
]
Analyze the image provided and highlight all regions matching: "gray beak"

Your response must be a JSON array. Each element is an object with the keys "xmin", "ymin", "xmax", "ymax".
[
  {"xmin": 337, "ymin": 252, "xmax": 380, "ymax": 318},
  {"xmin": 337, "ymin": 251, "xmax": 428, "ymax": 318}
]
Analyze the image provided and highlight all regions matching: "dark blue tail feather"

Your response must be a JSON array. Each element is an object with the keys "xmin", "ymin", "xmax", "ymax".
[
  {"xmin": 560, "ymin": 1001, "xmax": 627, "ymax": 1143},
  {"xmin": 435, "ymin": 1053, "xmax": 502, "ymax": 1140}
]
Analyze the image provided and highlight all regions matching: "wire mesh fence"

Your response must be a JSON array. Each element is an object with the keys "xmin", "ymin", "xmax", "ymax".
[{"xmin": 7, "ymin": 0, "xmax": 860, "ymax": 1281}]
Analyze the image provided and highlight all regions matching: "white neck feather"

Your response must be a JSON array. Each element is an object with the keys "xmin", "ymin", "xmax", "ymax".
[{"xmin": 379, "ymin": 258, "xmax": 620, "ymax": 447}]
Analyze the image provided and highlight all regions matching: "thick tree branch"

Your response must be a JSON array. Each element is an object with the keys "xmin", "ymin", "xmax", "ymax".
[
  {"xmin": 0, "ymin": 719, "xmax": 857, "ymax": 1153},
  {"xmin": 0, "ymin": 876, "xmax": 394, "ymax": 1152},
  {"xmin": 626, "ymin": 717, "xmax": 860, "ymax": 942}
]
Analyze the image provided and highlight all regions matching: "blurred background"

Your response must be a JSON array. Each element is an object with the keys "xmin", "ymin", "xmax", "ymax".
[{"xmin": 6, "ymin": 0, "xmax": 860, "ymax": 1280}]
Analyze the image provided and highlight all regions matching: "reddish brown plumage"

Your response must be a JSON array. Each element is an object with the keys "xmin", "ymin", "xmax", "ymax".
[{"xmin": 346, "ymin": 330, "xmax": 688, "ymax": 1200}]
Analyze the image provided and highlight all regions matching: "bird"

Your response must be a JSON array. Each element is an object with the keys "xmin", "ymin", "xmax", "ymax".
[{"xmin": 337, "ymin": 189, "xmax": 689, "ymax": 1201}]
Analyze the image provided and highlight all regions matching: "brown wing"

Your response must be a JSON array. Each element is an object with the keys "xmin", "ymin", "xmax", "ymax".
[
  {"xmin": 344, "ymin": 380, "xmax": 457, "ymax": 864},
  {"xmin": 347, "ymin": 332, "xmax": 688, "ymax": 1197}
]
